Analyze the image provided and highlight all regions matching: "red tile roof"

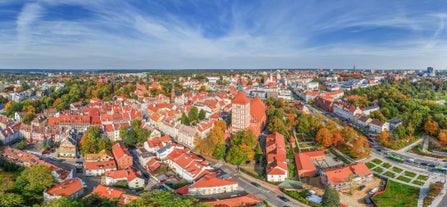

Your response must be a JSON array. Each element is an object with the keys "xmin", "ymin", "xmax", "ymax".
[
  {"xmin": 92, "ymin": 184, "xmax": 124, "ymax": 200},
  {"xmin": 232, "ymin": 91, "xmax": 250, "ymax": 104},
  {"xmin": 323, "ymin": 163, "xmax": 372, "ymax": 185},
  {"xmin": 85, "ymin": 160, "xmax": 117, "ymax": 170},
  {"xmin": 189, "ymin": 173, "xmax": 237, "ymax": 188},
  {"xmin": 46, "ymin": 178, "xmax": 83, "ymax": 197}
]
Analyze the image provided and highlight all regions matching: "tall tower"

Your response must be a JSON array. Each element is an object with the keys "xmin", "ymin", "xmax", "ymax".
[
  {"xmin": 232, "ymin": 91, "xmax": 251, "ymax": 134},
  {"xmin": 170, "ymin": 84, "xmax": 175, "ymax": 104}
]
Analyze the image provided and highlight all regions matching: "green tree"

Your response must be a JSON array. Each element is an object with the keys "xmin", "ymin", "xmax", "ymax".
[
  {"xmin": 268, "ymin": 117, "xmax": 288, "ymax": 136},
  {"xmin": 199, "ymin": 109, "xmax": 206, "ymax": 120},
  {"xmin": 322, "ymin": 186, "xmax": 339, "ymax": 207},
  {"xmin": 180, "ymin": 112, "xmax": 190, "ymax": 125},
  {"xmin": 120, "ymin": 126, "xmax": 137, "ymax": 147},
  {"xmin": 14, "ymin": 165, "xmax": 54, "ymax": 203},
  {"xmin": 42, "ymin": 197, "xmax": 83, "ymax": 207},
  {"xmin": 226, "ymin": 130, "xmax": 257, "ymax": 165},
  {"xmin": 0, "ymin": 191, "xmax": 24, "ymax": 207},
  {"xmin": 188, "ymin": 106, "xmax": 199, "ymax": 125},
  {"xmin": 126, "ymin": 190, "xmax": 209, "ymax": 207},
  {"xmin": 81, "ymin": 195, "xmax": 117, "ymax": 207}
]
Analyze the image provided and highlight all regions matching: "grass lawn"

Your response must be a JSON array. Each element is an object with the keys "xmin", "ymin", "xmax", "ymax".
[
  {"xmin": 417, "ymin": 175, "xmax": 429, "ymax": 181},
  {"xmin": 392, "ymin": 167, "xmax": 403, "ymax": 173},
  {"xmin": 404, "ymin": 171, "xmax": 417, "ymax": 178},
  {"xmin": 372, "ymin": 158, "xmax": 383, "ymax": 165},
  {"xmin": 397, "ymin": 176, "xmax": 412, "ymax": 183},
  {"xmin": 373, "ymin": 167, "xmax": 384, "ymax": 173},
  {"xmin": 383, "ymin": 162, "xmax": 392, "ymax": 169},
  {"xmin": 384, "ymin": 171, "xmax": 396, "ymax": 178},
  {"xmin": 373, "ymin": 180, "xmax": 420, "ymax": 207},
  {"xmin": 366, "ymin": 162, "xmax": 375, "ymax": 169},
  {"xmin": 412, "ymin": 180, "xmax": 424, "ymax": 186}
]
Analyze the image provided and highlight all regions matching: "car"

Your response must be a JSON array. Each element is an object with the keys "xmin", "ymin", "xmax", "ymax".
[
  {"xmin": 429, "ymin": 164, "xmax": 436, "ymax": 167},
  {"xmin": 407, "ymin": 158, "xmax": 415, "ymax": 162},
  {"xmin": 421, "ymin": 163, "xmax": 428, "ymax": 166},
  {"xmin": 359, "ymin": 185, "xmax": 366, "ymax": 191},
  {"xmin": 364, "ymin": 197, "xmax": 372, "ymax": 204},
  {"xmin": 369, "ymin": 188, "xmax": 379, "ymax": 195},
  {"xmin": 333, "ymin": 157, "xmax": 339, "ymax": 161},
  {"xmin": 250, "ymin": 182, "xmax": 261, "ymax": 187},
  {"xmin": 278, "ymin": 195, "xmax": 290, "ymax": 202}
]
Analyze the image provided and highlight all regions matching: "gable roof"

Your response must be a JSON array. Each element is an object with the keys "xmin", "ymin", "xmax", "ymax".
[{"xmin": 46, "ymin": 178, "xmax": 83, "ymax": 197}]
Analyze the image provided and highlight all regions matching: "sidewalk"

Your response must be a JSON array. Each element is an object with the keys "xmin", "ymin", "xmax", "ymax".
[{"xmin": 418, "ymin": 176, "xmax": 447, "ymax": 207}]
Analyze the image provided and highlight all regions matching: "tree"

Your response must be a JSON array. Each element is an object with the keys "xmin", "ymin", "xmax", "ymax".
[
  {"xmin": 424, "ymin": 116, "xmax": 439, "ymax": 137},
  {"xmin": 315, "ymin": 128, "xmax": 333, "ymax": 147},
  {"xmin": 439, "ymin": 130, "xmax": 447, "ymax": 145},
  {"xmin": 188, "ymin": 106, "xmax": 199, "ymax": 125},
  {"xmin": 14, "ymin": 165, "xmax": 54, "ymax": 201},
  {"xmin": 79, "ymin": 126, "xmax": 103, "ymax": 155},
  {"xmin": 332, "ymin": 132, "xmax": 344, "ymax": 147},
  {"xmin": 268, "ymin": 117, "xmax": 288, "ymax": 136},
  {"xmin": 179, "ymin": 112, "xmax": 190, "ymax": 125},
  {"xmin": 226, "ymin": 130, "xmax": 257, "ymax": 165},
  {"xmin": 196, "ymin": 120, "xmax": 227, "ymax": 159},
  {"xmin": 378, "ymin": 131, "xmax": 390, "ymax": 146},
  {"xmin": 42, "ymin": 197, "xmax": 83, "ymax": 207},
  {"xmin": 126, "ymin": 190, "xmax": 209, "ymax": 207},
  {"xmin": 198, "ymin": 109, "xmax": 206, "ymax": 120},
  {"xmin": 120, "ymin": 126, "xmax": 137, "ymax": 147},
  {"xmin": 0, "ymin": 191, "xmax": 23, "ymax": 207},
  {"xmin": 322, "ymin": 186, "xmax": 339, "ymax": 207}
]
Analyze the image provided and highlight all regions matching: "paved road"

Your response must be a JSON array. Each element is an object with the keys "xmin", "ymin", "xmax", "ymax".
[{"xmin": 206, "ymin": 156, "xmax": 308, "ymax": 207}]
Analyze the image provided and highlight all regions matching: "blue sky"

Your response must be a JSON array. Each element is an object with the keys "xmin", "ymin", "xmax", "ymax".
[{"xmin": 0, "ymin": 0, "xmax": 446, "ymax": 69}]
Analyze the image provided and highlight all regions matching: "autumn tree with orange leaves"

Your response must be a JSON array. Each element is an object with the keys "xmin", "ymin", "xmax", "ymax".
[
  {"xmin": 424, "ymin": 116, "xmax": 439, "ymax": 137},
  {"xmin": 316, "ymin": 128, "xmax": 333, "ymax": 147}
]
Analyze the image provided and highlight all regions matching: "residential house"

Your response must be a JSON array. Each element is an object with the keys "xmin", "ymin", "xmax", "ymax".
[
  {"xmin": 369, "ymin": 119, "xmax": 390, "ymax": 133},
  {"xmin": 265, "ymin": 132, "xmax": 288, "ymax": 182},
  {"xmin": 43, "ymin": 178, "xmax": 85, "ymax": 203},
  {"xmin": 188, "ymin": 173, "xmax": 238, "ymax": 196},
  {"xmin": 84, "ymin": 149, "xmax": 115, "ymax": 161},
  {"xmin": 58, "ymin": 137, "xmax": 77, "ymax": 159},
  {"xmin": 105, "ymin": 167, "xmax": 145, "ymax": 189},
  {"xmin": 320, "ymin": 162, "xmax": 373, "ymax": 190},
  {"xmin": 176, "ymin": 125, "xmax": 196, "ymax": 148},
  {"xmin": 85, "ymin": 160, "xmax": 117, "ymax": 176},
  {"xmin": 166, "ymin": 150, "xmax": 213, "ymax": 182},
  {"xmin": 112, "ymin": 143, "xmax": 133, "ymax": 170},
  {"xmin": 294, "ymin": 150, "xmax": 325, "ymax": 177}
]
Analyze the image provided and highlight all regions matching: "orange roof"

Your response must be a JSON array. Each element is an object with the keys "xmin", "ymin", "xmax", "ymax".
[
  {"xmin": 112, "ymin": 143, "xmax": 132, "ymax": 161},
  {"xmin": 85, "ymin": 160, "xmax": 117, "ymax": 170},
  {"xmin": 250, "ymin": 96, "xmax": 266, "ymax": 122},
  {"xmin": 205, "ymin": 194, "xmax": 263, "ymax": 207},
  {"xmin": 232, "ymin": 91, "xmax": 250, "ymax": 104},
  {"xmin": 189, "ymin": 173, "xmax": 237, "ymax": 188},
  {"xmin": 46, "ymin": 178, "xmax": 83, "ymax": 197},
  {"xmin": 323, "ymin": 163, "xmax": 372, "ymax": 185},
  {"xmin": 92, "ymin": 184, "xmax": 124, "ymax": 200},
  {"xmin": 300, "ymin": 150, "xmax": 325, "ymax": 159},
  {"xmin": 295, "ymin": 153, "xmax": 316, "ymax": 173}
]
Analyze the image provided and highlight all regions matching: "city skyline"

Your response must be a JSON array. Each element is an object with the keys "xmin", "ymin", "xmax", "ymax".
[{"xmin": 1, "ymin": 0, "xmax": 447, "ymax": 69}]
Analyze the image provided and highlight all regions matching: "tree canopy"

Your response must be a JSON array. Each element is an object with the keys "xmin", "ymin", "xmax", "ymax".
[
  {"xmin": 226, "ymin": 130, "xmax": 257, "ymax": 165},
  {"xmin": 126, "ymin": 190, "xmax": 210, "ymax": 207},
  {"xmin": 79, "ymin": 126, "xmax": 112, "ymax": 155},
  {"xmin": 322, "ymin": 186, "xmax": 340, "ymax": 207}
]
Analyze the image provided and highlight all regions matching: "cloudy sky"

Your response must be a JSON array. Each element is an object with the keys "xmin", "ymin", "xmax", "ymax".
[{"xmin": 0, "ymin": 0, "xmax": 446, "ymax": 69}]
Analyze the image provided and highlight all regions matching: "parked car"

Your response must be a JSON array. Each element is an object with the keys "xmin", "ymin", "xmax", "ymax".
[
  {"xmin": 250, "ymin": 182, "xmax": 261, "ymax": 187},
  {"xmin": 359, "ymin": 185, "xmax": 366, "ymax": 191},
  {"xmin": 369, "ymin": 188, "xmax": 379, "ymax": 195},
  {"xmin": 278, "ymin": 195, "xmax": 290, "ymax": 202}
]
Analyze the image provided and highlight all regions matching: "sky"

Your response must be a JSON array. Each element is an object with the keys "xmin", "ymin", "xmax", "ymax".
[{"xmin": 0, "ymin": 0, "xmax": 446, "ymax": 69}]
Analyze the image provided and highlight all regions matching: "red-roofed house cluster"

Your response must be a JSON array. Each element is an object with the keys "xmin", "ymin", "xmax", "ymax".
[
  {"xmin": 265, "ymin": 132, "xmax": 288, "ymax": 182},
  {"xmin": 320, "ymin": 162, "xmax": 373, "ymax": 190}
]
